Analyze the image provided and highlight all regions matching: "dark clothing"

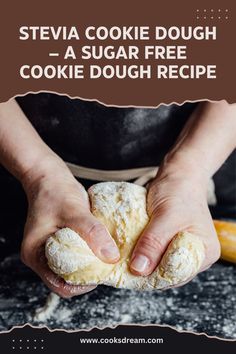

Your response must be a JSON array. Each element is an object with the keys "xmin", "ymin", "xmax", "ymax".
[{"xmin": 16, "ymin": 93, "xmax": 197, "ymax": 170}]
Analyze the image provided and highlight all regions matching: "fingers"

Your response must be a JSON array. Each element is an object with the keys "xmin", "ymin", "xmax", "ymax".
[
  {"xmin": 21, "ymin": 238, "xmax": 96, "ymax": 298},
  {"xmin": 129, "ymin": 210, "xmax": 220, "ymax": 282},
  {"xmin": 199, "ymin": 241, "xmax": 220, "ymax": 272},
  {"xmin": 67, "ymin": 212, "xmax": 120, "ymax": 264},
  {"xmin": 22, "ymin": 220, "xmax": 96, "ymax": 298},
  {"xmin": 37, "ymin": 251, "xmax": 96, "ymax": 298},
  {"xmin": 130, "ymin": 213, "xmax": 179, "ymax": 276},
  {"xmin": 190, "ymin": 215, "xmax": 220, "ymax": 272}
]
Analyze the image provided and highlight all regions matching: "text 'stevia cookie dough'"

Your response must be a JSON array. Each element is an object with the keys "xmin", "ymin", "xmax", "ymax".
[{"xmin": 45, "ymin": 182, "xmax": 205, "ymax": 290}]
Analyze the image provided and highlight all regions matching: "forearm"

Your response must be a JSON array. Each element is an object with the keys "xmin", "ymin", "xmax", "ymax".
[
  {"xmin": 164, "ymin": 100, "xmax": 236, "ymax": 180},
  {"xmin": 0, "ymin": 99, "xmax": 59, "ymax": 182}
]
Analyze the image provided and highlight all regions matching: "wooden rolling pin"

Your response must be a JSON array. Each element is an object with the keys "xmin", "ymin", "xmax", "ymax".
[{"xmin": 214, "ymin": 220, "xmax": 236, "ymax": 264}]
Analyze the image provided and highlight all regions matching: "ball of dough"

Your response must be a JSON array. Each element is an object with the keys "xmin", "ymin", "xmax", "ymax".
[{"xmin": 45, "ymin": 182, "xmax": 205, "ymax": 290}]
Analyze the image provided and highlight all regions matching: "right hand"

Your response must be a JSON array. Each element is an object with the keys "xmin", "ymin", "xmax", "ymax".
[
  {"xmin": 129, "ymin": 156, "xmax": 220, "ymax": 283},
  {"xmin": 20, "ymin": 155, "xmax": 120, "ymax": 298}
]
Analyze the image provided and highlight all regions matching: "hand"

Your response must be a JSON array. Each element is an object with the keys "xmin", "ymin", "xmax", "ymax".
[
  {"xmin": 20, "ymin": 155, "xmax": 120, "ymax": 298},
  {"xmin": 129, "ymin": 158, "xmax": 221, "ymax": 284}
]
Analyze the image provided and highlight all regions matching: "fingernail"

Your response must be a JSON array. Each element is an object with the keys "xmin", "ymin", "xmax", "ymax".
[
  {"xmin": 100, "ymin": 245, "xmax": 120, "ymax": 262},
  {"xmin": 131, "ymin": 255, "xmax": 150, "ymax": 273}
]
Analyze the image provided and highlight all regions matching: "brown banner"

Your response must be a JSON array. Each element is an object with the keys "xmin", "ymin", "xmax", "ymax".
[{"xmin": 0, "ymin": 0, "xmax": 235, "ymax": 105}]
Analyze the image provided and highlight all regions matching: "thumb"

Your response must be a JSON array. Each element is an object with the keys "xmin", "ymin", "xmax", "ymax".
[
  {"xmin": 130, "ymin": 213, "xmax": 179, "ymax": 276},
  {"xmin": 68, "ymin": 212, "xmax": 120, "ymax": 264}
]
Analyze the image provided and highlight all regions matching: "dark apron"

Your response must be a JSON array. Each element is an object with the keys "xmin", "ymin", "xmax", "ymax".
[{"xmin": 0, "ymin": 93, "xmax": 235, "ymax": 259}]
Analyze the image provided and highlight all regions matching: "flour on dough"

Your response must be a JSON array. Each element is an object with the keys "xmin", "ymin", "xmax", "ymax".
[{"xmin": 45, "ymin": 182, "xmax": 205, "ymax": 290}]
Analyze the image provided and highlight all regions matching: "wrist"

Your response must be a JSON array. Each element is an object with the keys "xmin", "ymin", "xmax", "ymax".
[
  {"xmin": 21, "ymin": 153, "xmax": 72, "ymax": 196},
  {"xmin": 158, "ymin": 149, "xmax": 210, "ymax": 188}
]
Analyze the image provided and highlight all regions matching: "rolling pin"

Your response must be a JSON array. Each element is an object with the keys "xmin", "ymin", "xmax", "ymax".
[{"xmin": 214, "ymin": 220, "xmax": 236, "ymax": 264}]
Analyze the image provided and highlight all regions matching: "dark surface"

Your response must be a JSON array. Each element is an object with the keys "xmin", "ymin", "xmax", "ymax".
[{"xmin": 0, "ymin": 254, "xmax": 236, "ymax": 339}]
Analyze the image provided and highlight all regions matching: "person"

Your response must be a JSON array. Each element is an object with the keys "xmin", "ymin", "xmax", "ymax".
[{"xmin": 0, "ymin": 96, "xmax": 235, "ymax": 298}]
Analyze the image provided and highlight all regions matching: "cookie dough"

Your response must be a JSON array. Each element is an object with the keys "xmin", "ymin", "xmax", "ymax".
[{"xmin": 45, "ymin": 182, "xmax": 205, "ymax": 290}]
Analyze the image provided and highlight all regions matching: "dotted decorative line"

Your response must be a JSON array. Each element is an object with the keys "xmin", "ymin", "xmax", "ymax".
[
  {"xmin": 12, "ymin": 346, "xmax": 44, "ymax": 350},
  {"xmin": 196, "ymin": 8, "xmax": 229, "ymax": 20},
  {"xmin": 197, "ymin": 9, "xmax": 229, "ymax": 12},
  {"xmin": 12, "ymin": 339, "xmax": 44, "ymax": 341},
  {"xmin": 11, "ymin": 339, "xmax": 45, "ymax": 350}
]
